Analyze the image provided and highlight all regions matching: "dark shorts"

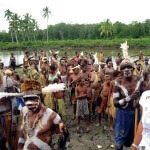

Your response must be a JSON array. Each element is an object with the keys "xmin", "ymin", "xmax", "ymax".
[{"xmin": 115, "ymin": 108, "xmax": 135, "ymax": 147}]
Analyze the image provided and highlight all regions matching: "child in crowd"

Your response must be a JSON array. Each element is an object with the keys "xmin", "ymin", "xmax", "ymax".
[
  {"xmin": 75, "ymin": 78, "xmax": 90, "ymax": 133},
  {"xmin": 97, "ymin": 75, "xmax": 111, "ymax": 126}
]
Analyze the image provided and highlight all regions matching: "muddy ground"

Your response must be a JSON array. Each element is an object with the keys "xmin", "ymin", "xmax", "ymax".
[{"xmin": 53, "ymin": 94, "xmax": 115, "ymax": 150}]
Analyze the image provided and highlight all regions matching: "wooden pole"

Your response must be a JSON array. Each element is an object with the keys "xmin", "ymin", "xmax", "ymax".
[{"xmin": 134, "ymin": 107, "xmax": 138, "ymax": 137}]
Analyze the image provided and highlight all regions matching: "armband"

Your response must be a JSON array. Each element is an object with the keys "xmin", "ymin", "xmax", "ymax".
[
  {"xmin": 119, "ymin": 99, "xmax": 125, "ymax": 105},
  {"xmin": 132, "ymin": 143, "xmax": 138, "ymax": 149}
]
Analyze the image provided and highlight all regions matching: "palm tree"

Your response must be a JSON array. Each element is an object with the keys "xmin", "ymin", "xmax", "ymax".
[
  {"xmin": 42, "ymin": 6, "xmax": 51, "ymax": 41},
  {"xmin": 98, "ymin": 19, "xmax": 113, "ymax": 39},
  {"xmin": 30, "ymin": 19, "xmax": 39, "ymax": 41},
  {"xmin": 11, "ymin": 13, "xmax": 20, "ymax": 43},
  {"xmin": 23, "ymin": 13, "xmax": 32, "ymax": 41},
  {"xmin": 4, "ymin": 9, "xmax": 14, "ymax": 42}
]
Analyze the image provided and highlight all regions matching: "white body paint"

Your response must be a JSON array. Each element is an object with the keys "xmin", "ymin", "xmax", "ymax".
[
  {"xmin": 23, "ymin": 108, "xmax": 61, "ymax": 150},
  {"xmin": 25, "ymin": 101, "xmax": 39, "ymax": 105},
  {"xmin": 114, "ymin": 77, "xmax": 143, "ymax": 108},
  {"xmin": 113, "ymin": 92, "xmax": 120, "ymax": 99}
]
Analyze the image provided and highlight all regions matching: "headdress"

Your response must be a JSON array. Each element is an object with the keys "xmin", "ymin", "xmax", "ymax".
[
  {"xmin": 120, "ymin": 41, "xmax": 135, "ymax": 70},
  {"xmin": 42, "ymin": 57, "xmax": 48, "ymax": 62},
  {"xmin": 72, "ymin": 65, "xmax": 80, "ymax": 70},
  {"xmin": 5, "ymin": 69, "xmax": 12, "ymax": 75},
  {"xmin": 21, "ymin": 80, "xmax": 65, "ymax": 95},
  {"xmin": 0, "ymin": 79, "xmax": 65, "ymax": 98},
  {"xmin": 21, "ymin": 80, "xmax": 41, "ymax": 95}
]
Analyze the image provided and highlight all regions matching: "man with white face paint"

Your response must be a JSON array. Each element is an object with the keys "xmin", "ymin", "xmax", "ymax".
[
  {"xmin": 113, "ymin": 59, "xmax": 143, "ymax": 150},
  {"xmin": 18, "ymin": 80, "xmax": 70, "ymax": 150}
]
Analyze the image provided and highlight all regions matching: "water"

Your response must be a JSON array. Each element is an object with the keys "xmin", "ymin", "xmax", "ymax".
[
  {"xmin": 0, "ymin": 50, "xmax": 24, "ymax": 66},
  {"xmin": 0, "ymin": 49, "xmax": 149, "ymax": 67}
]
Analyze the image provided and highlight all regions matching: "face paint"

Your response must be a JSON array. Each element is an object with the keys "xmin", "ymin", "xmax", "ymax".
[
  {"xmin": 27, "ymin": 99, "xmax": 40, "ymax": 111},
  {"xmin": 23, "ymin": 95, "xmax": 40, "ymax": 111},
  {"xmin": 123, "ymin": 69, "xmax": 132, "ymax": 77},
  {"xmin": 122, "ymin": 65, "xmax": 133, "ymax": 77}
]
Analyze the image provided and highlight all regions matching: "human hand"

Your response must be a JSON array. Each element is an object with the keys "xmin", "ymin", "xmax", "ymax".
[
  {"xmin": 131, "ymin": 90, "xmax": 140, "ymax": 100},
  {"xmin": 133, "ymin": 100, "xmax": 140, "ymax": 108},
  {"xmin": 59, "ymin": 122, "xmax": 65, "ymax": 133}
]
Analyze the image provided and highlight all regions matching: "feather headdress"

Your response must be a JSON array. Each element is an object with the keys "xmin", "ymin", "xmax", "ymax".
[
  {"xmin": 42, "ymin": 83, "xmax": 65, "ymax": 94},
  {"xmin": 0, "ymin": 80, "xmax": 65, "ymax": 99},
  {"xmin": 0, "ymin": 93, "xmax": 24, "ymax": 99},
  {"xmin": 120, "ymin": 41, "xmax": 130, "ymax": 60},
  {"xmin": 93, "ymin": 52, "xmax": 98, "ymax": 64},
  {"xmin": 120, "ymin": 41, "xmax": 135, "ymax": 69}
]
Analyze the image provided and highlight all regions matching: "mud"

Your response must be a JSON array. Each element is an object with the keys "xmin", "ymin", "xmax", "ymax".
[{"xmin": 53, "ymin": 94, "xmax": 115, "ymax": 150}]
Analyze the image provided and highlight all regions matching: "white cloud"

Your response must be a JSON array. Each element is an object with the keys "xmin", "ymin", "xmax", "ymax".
[{"xmin": 0, "ymin": 0, "xmax": 150, "ymax": 32}]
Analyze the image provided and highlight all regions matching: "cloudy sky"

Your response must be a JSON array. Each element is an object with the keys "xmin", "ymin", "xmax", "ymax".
[{"xmin": 0, "ymin": 0, "xmax": 149, "ymax": 32}]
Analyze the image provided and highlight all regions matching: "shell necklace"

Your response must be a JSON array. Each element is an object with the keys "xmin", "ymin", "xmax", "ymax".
[{"xmin": 25, "ymin": 104, "xmax": 44, "ymax": 138}]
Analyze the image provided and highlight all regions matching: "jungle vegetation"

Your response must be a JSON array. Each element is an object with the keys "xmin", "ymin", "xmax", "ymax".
[{"xmin": 1, "ymin": 8, "xmax": 150, "ymax": 50}]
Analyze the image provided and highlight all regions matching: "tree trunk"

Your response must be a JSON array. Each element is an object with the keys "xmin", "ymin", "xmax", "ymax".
[
  {"xmin": 26, "ymin": 31, "xmax": 29, "ymax": 41},
  {"xmin": 33, "ymin": 33, "xmax": 36, "ymax": 41},
  {"xmin": 22, "ymin": 33, "xmax": 25, "ymax": 41},
  {"xmin": 47, "ymin": 17, "xmax": 48, "ymax": 42},
  {"xmin": 10, "ymin": 30, "xmax": 14, "ymax": 43},
  {"xmin": 14, "ymin": 30, "xmax": 18, "ymax": 43}
]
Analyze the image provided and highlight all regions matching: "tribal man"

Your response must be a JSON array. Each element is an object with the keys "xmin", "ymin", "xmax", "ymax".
[
  {"xmin": 0, "ymin": 70, "xmax": 18, "ymax": 150},
  {"xmin": 113, "ymin": 59, "xmax": 143, "ymax": 150},
  {"xmin": 18, "ymin": 80, "xmax": 70, "ymax": 150}
]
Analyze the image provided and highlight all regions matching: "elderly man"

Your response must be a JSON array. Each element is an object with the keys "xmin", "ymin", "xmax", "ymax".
[
  {"xmin": 113, "ymin": 59, "xmax": 143, "ymax": 150},
  {"xmin": 18, "ymin": 80, "xmax": 69, "ymax": 150}
]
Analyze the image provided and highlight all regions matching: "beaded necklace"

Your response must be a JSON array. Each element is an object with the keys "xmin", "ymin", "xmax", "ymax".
[{"xmin": 25, "ymin": 104, "xmax": 44, "ymax": 138}]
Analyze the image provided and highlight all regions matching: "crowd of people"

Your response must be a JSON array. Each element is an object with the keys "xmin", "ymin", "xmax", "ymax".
[{"xmin": 0, "ymin": 49, "xmax": 150, "ymax": 150}]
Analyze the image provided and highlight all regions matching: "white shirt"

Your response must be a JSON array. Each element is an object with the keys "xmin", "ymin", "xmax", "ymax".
[{"xmin": 139, "ymin": 90, "xmax": 150, "ymax": 150}]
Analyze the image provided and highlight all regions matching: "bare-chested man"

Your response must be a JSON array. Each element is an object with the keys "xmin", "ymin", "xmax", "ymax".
[
  {"xmin": 115, "ymin": 53, "xmax": 122, "ymax": 67},
  {"xmin": 52, "ymin": 79, "xmax": 66, "ymax": 118},
  {"xmin": 104, "ymin": 59, "xmax": 114, "ymax": 77},
  {"xmin": 59, "ymin": 59, "xmax": 67, "ymax": 84},
  {"xmin": 75, "ymin": 78, "xmax": 90, "ymax": 133},
  {"xmin": 90, "ymin": 64, "xmax": 104, "ymax": 119},
  {"xmin": 18, "ymin": 80, "xmax": 69, "ymax": 150},
  {"xmin": 79, "ymin": 64, "xmax": 90, "ymax": 81},
  {"xmin": 23, "ymin": 51, "xmax": 30, "ymax": 67},
  {"xmin": 113, "ymin": 59, "xmax": 143, "ymax": 150},
  {"xmin": 69, "ymin": 67, "xmax": 80, "ymax": 119}
]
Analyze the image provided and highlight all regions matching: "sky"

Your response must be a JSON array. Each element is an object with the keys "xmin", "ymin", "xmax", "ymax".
[{"xmin": 0, "ymin": 0, "xmax": 150, "ymax": 32}]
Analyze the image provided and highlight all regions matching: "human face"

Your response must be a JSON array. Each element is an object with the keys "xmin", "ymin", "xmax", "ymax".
[
  {"xmin": 107, "ymin": 61, "xmax": 113, "ymax": 67},
  {"xmin": 145, "ymin": 60, "xmax": 149, "ymax": 65},
  {"xmin": 60, "ymin": 60, "xmax": 65, "ymax": 65},
  {"xmin": 94, "ymin": 64, "xmax": 99, "ymax": 72},
  {"xmin": 85, "ymin": 81, "xmax": 90, "ymax": 87},
  {"xmin": 74, "ymin": 68, "xmax": 79, "ymax": 74},
  {"xmin": 82, "ymin": 66, "xmax": 87, "ymax": 72},
  {"xmin": 121, "ymin": 65, "xmax": 133, "ymax": 77},
  {"xmin": 23, "ymin": 95, "xmax": 40, "ymax": 111},
  {"xmin": 80, "ymin": 79, "xmax": 85, "ymax": 86},
  {"xmin": 105, "ymin": 78, "xmax": 111, "ymax": 85},
  {"xmin": 0, "ymin": 63, "xmax": 3, "ymax": 69}
]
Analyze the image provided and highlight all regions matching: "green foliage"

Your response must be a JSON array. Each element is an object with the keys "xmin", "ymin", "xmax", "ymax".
[
  {"xmin": 98, "ymin": 19, "xmax": 113, "ymax": 39},
  {"xmin": 1, "ymin": 38, "xmax": 150, "ymax": 50}
]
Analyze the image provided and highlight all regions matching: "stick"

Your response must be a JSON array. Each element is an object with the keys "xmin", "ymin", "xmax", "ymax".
[{"xmin": 134, "ymin": 107, "xmax": 138, "ymax": 137}]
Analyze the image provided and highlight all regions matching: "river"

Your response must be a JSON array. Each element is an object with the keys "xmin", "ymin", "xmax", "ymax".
[{"xmin": 0, "ymin": 49, "xmax": 150, "ymax": 68}]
